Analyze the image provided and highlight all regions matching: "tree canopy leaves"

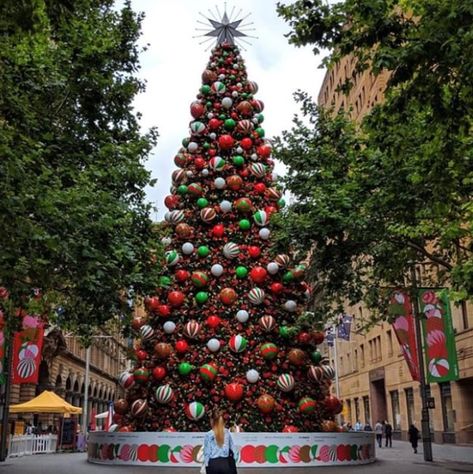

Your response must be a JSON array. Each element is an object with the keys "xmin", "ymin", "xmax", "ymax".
[
  {"xmin": 273, "ymin": 0, "xmax": 473, "ymax": 323},
  {"xmin": 0, "ymin": 0, "xmax": 162, "ymax": 334}
]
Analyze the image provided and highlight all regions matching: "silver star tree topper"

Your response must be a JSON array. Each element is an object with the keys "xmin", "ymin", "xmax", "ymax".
[{"xmin": 194, "ymin": 3, "xmax": 257, "ymax": 50}]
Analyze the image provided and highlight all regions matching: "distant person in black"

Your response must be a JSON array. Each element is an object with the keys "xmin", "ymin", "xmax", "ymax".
[
  {"xmin": 384, "ymin": 421, "xmax": 393, "ymax": 447},
  {"xmin": 363, "ymin": 422, "xmax": 373, "ymax": 431},
  {"xmin": 408, "ymin": 424, "xmax": 420, "ymax": 453}
]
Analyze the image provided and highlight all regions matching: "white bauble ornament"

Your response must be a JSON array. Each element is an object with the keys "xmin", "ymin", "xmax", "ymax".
[
  {"xmin": 246, "ymin": 369, "xmax": 260, "ymax": 383},
  {"xmin": 207, "ymin": 112, "xmax": 214, "ymax": 119},
  {"xmin": 283, "ymin": 300, "xmax": 297, "ymax": 312},
  {"xmin": 220, "ymin": 200, "xmax": 232, "ymax": 213},
  {"xmin": 163, "ymin": 321, "xmax": 176, "ymax": 334},
  {"xmin": 251, "ymin": 153, "xmax": 258, "ymax": 161},
  {"xmin": 161, "ymin": 236, "xmax": 172, "ymax": 246},
  {"xmin": 221, "ymin": 97, "xmax": 233, "ymax": 109},
  {"xmin": 259, "ymin": 228, "xmax": 270, "ymax": 240},
  {"xmin": 188, "ymin": 141, "xmax": 199, "ymax": 153},
  {"xmin": 207, "ymin": 338, "xmax": 220, "ymax": 352},
  {"xmin": 267, "ymin": 262, "xmax": 280, "ymax": 275},
  {"xmin": 236, "ymin": 309, "xmax": 249, "ymax": 323},
  {"xmin": 214, "ymin": 177, "xmax": 226, "ymax": 189},
  {"xmin": 182, "ymin": 242, "xmax": 194, "ymax": 255},
  {"xmin": 164, "ymin": 212, "xmax": 171, "ymax": 223},
  {"xmin": 186, "ymin": 170, "xmax": 194, "ymax": 177},
  {"xmin": 209, "ymin": 132, "xmax": 217, "ymax": 140},
  {"xmin": 218, "ymin": 74, "xmax": 225, "ymax": 80},
  {"xmin": 201, "ymin": 169, "xmax": 209, "ymax": 177},
  {"xmin": 232, "ymin": 91, "xmax": 239, "ymax": 98},
  {"xmin": 237, "ymin": 82, "xmax": 242, "ymax": 87},
  {"xmin": 272, "ymin": 171, "xmax": 278, "ymax": 181},
  {"xmin": 211, "ymin": 264, "xmax": 224, "ymax": 277},
  {"xmin": 236, "ymin": 146, "xmax": 243, "ymax": 154}
]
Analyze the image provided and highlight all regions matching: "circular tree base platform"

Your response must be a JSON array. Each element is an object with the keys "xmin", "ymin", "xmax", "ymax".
[{"xmin": 87, "ymin": 431, "xmax": 375, "ymax": 468}]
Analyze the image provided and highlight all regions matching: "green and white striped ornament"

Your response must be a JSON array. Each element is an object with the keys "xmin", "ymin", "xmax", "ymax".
[
  {"xmin": 211, "ymin": 81, "xmax": 226, "ymax": 95},
  {"xmin": 277, "ymin": 373, "xmax": 295, "ymax": 392},
  {"xmin": 190, "ymin": 121, "xmax": 206, "ymax": 135},
  {"xmin": 186, "ymin": 401, "xmax": 205, "ymax": 420},
  {"xmin": 248, "ymin": 287, "xmax": 265, "ymax": 305},
  {"xmin": 250, "ymin": 163, "xmax": 266, "ymax": 178},
  {"xmin": 253, "ymin": 210, "xmax": 268, "ymax": 227},
  {"xmin": 229, "ymin": 334, "xmax": 248, "ymax": 353},
  {"xmin": 165, "ymin": 250, "xmax": 180, "ymax": 266},
  {"xmin": 210, "ymin": 156, "xmax": 226, "ymax": 170}
]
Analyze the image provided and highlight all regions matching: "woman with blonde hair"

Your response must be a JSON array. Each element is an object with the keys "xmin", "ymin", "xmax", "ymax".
[{"xmin": 202, "ymin": 410, "xmax": 237, "ymax": 474}]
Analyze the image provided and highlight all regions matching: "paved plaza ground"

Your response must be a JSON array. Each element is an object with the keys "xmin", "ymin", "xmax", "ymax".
[{"xmin": 1, "ymin": 440, "xmax": 473, "ymax": 474}]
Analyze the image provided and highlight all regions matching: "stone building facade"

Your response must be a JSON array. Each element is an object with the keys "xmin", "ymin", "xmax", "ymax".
[
  {"xmin": 318, "ymin": 59, "xmax": 473, "ymax": 444},
  {"xmin": 9, "ymin": 330, "xmax": 129, "ymax": 431}
]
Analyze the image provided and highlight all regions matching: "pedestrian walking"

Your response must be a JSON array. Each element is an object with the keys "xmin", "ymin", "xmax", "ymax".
[
  {"xmin": 355, "ymin": 420, "xmax": 363, "ymax": 431},
  {"xmin": 375, "ymin": 420, "xmax": 383, "ymax": 448},
  {"xmin": 408, "ymin": 424, "xmax": 420, "ymax": 453},
  {"xmin": 384, "ymin": 421, "xmax": 393, "ymax": 447},
  {"xmin": 202, "ymin": 411, "xmax": 237, "ymax": 474}
]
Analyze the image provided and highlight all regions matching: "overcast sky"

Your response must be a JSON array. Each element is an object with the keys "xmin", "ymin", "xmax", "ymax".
[{"xmin": 128, "ymin": 0, "xmax": 327, "ymax": 219}]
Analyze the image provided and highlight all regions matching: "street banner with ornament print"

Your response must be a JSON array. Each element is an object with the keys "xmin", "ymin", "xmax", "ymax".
[
  {"xmin": 419, "ymin": 289, "xmax": 459, "ymax": 383},
  {"xmin": 388, "ymin": 290, "xmax": 420, "ymax": 382}
]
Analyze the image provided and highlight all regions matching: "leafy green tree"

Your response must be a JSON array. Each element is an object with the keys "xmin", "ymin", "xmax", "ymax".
[
  {"xmin": 273, "ymin": 0, "xmax": 473, "ymax": 322},
  {"xmin": 0, "ymin": 0, "xmax": 161, "ymax": 335}
]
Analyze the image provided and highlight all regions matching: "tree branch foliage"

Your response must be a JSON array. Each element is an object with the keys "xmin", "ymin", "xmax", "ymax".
[
  {"xmin": 0, "ymin": 0, "xmax": 162, "ymax": 335},
  {"xmin": 273, "ymin": 0, "xmax": 473, "ymax": 324}
]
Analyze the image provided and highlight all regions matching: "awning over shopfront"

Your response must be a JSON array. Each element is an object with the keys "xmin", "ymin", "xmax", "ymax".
[{"xmin": 9, "ymin": 390, "xmax": 82, "ymax": 414}]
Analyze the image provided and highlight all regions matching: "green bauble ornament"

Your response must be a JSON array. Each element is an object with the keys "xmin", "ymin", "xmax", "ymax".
[
  {"xmin": 159, "ymin": 276, "xmax": 172, "ymax": 288},
  {"xmin": 283, "ymin": 271, "xmax": 295, "ymax": 283},
  {"xmin": 219, "ymin": 113, "xmax": 227, "ymax": 120},
  {"xmin": 239, "ymin": 219, "xmax": 251, "ymax": 230},
  {"xmin": 195, "ymin": 291, "xmax": 209, "ymax": 304},
  {"xmin": 200, "ymin": 85, "xmax": 211, "ymax": 95},
  {"xmin": 311, "ymin": 351, "xmax": 323, "ymax": 364},
  {"xmin": 233, "ymin": 155, "xmax": 245, "ymax": 167},
  {"xmin": 182, "ymin": 137, "xmax": 190, "ymax": 147},
  {"xmin": 278, "ymin": 198, "xmax": 286, "ymax": 208},
  {"xmin": 255, "ymin": 127, "xmax": 265, "ymax": 138},
  {"xmin": 235, "ymin": 266, "xmax": 248, "ymax": 278},
  {"xmin": 256, "ymin": 113, "xmax": 264, "ymax": 123},
  {"xmin": 197, "ymin": 197, "xmax": 209, "ymax": 209},
  {"xmin": 279, "ymin": 326, "xmax": 291, "ymax": 338},
  {"xmin": 224, "ymin": 118, "xmax": 236, "ymax": 130},
  {"xmin": 241, "ymin": 92, "xmax": 248, "ymax": 99},
  {"xmin": 197, "ymin": 246, "xmax": 210, "ymax": 257},
  {"xmin": 177, "ymin": 184, "xmax": 188, "ymax": 195},
  {"xmin": 203, "ymin": 142, "xmax": 211, "ymax": 150},
  {"xmin": 178, "ymin": 362, "xmax": 194, "ymax": 376},
  {"xmin": 206, "ymin": 101, "xmax": 213, "ymax": 108}
]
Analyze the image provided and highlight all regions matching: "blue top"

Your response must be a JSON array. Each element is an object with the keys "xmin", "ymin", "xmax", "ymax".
[{"xmin": 203, "ymin": 428, "xmax": 235, "ymax": 467}]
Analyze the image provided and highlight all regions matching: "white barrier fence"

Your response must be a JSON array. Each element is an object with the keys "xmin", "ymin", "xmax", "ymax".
[{"xmin": 8, "ymin": 434, "xmax": 58, "ymax": 458}]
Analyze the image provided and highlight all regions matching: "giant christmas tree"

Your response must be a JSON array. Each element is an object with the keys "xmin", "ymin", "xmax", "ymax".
[{"xmin": 115, "ymin": 14, "xmax": 340, "ymax": 433}]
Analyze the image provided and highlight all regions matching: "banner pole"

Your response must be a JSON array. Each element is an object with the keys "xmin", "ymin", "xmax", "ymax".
[
  {"xmin": 410, "ymin": 265, "xmax": 433, "ymax": 462},
  {"xmin": 0, "ymin": 331, "xmax": 13, "ymax": 462}
]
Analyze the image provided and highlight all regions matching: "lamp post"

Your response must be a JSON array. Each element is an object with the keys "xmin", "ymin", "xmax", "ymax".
[{"xmin": 410, "ymin": 265, "xmax": 433, "ymax": 462}]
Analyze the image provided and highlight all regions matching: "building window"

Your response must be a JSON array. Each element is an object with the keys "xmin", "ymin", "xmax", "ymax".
[
  {"xmin": 390, "ymin": 390, "xmax": 401, "ymax": 430},
  {"xmin": 360, "ymin": 344, "xmax": 365, "ymax": 368},
  {"xmin": 387, "ymin": 330, "xmax": 393, "ymax": 357},
  {"xmin": 346, "ymin": 399, "xmax": 352, "ymax": 424},
  {"xmin": 377, "ymin": 336, "xmax": 382, "ymax": 361},
  {"xmin": 461, "ymin": 301, "xmax": 469, "ymax": 330},
  {"xmin": 354, "ymin": 398, "xmax": 360, "ymax": 423},
  {"xmin": 354, "ymin": 349, "xmax": 358, "ymax": 371},
  {"xmin": 440, "ymin": 382, "xmax": 455, "ymax": 432},
  {"xmin": 405, "ymin": 388, "xmax": 415, "ymax": 426},
  {"xmin": 340, "ymin": 356, "xmax": 344, "ymax": 376},
  {"xmin": 363, "ymin": 396, "xmax": 371, "ymax": 425},
  {"xmin": 369, "ymin": 340, "xmax": 373, "ymax": 362}
]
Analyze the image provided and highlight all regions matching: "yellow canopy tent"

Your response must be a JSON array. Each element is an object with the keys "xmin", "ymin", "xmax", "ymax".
[{"xmin": 10, "ymin": 390, "xmax": 82, "ymax": 414}]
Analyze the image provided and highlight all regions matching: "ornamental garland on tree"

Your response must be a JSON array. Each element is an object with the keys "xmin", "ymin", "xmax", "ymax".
[{"xmin": 115, "ymin": 42, "xmax": 341, "ymax": 433}]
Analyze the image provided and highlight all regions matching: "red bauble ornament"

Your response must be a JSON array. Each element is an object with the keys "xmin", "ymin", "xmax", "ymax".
[
  {"xmin": 226, "ymin": 175, "xmax": 243, "ymax": 191},
  {"xmin": 298, "ymin": 332, "xmax": 312, "ymax": 345},
  {"xmin": 240, "ymin": 137, "xmax": 253, "ymax": 150},
  {"xmin": 236, "ymin": 101, "xmax": 253, "ymax": 116},
  {"xmin": 220, "ymin": 288, "xmax": 237, "ymax": 305},
  {"xmin": 176, "ymin": 223, "xmax": 193, "ymax": 238},
  {"xmin": 146, "ymin": 296, "xmax": 161, "ymax": 312},
  {"xmin": 282, "ymin": 425, "xmax": 299, "ymax": 433},
  {"xmin": 152, "ymin": 366, "xmax": 167, "ymax": 380},
  {"xmin": 175, "ymin": 339, "xmax": 189, "ymax": 354},
  {"xmin": 155, "ymin": 342, "xmax": 172, "ymax": 358},
  {"xmin": 254, "ymin": 183, "xmax": 266, "ymax": 194},
  {"xmin": 135, "ymin": 349, "xmax": 147, "ymax": 361},
  {"xmin": 208, "ymin": 118, "xmax": 221, "ymax": 130},
  {"xmin": 265, "ymin": 205, "xmax": 277, "ymax": 216},
  {"xmin": 312, "ymin": 331, "xmax": 325, "ymax": 345},
  {"xmin": 114, "ymin": 399, "xmax": 129, "ymax": 415},
  {"xmin": 212, "ymin": 224, "xmax": 225, "ymax": 238},
  {"xmin": 325, "ymin": 395, "xmax": 343, "ymax": 415},
  {"xmin": 157, "ymin": 304, "xmax": 171, "ymax": 318},
  {"xmin": 250, "ymin": 267, "xmax": 268, "ymax": 284},
  {"xmin": 225, "ymin": 383, "xmax": 244, "ymax": 402},
  {"xmin": 168, "ymin": 291, "xmax": 185, "ymax": 307},
  {"xmin": 257, "ymin": 145, "xmax": 272, "ymax": 158},
  {"xmin": 257, "ymin": 394, "xmax": 276, "ymax": 414},
  {"xmin": 248, "ymin": 246, "xmax": 261, "ymax": 258},
  {"xmin": 207, "ymin": 315, "xmax": 221, "ymax": 328},
  {"xmin": 175, "ymin": 269, "xmax": 190, "ymax": 282},
  {"xmin": 270, "ymin": 282, "xmax": 284, "ymax": 294},
  {"xmin": 219, "ymin": 134, "xmax": 234, "ymax": 150},
  {"xmin": 194, "ymin": 157, "xmax": 206, "ymax": 170},
  {"xmin": 190, "ymin": 101, "xmax": 205, "ymax": 118},
  {"xmin": 288, "ymin": 348, "xmax": 306, "ymax": 366},
  {"xmin": 164, "ymin": 194, "xmax": 180, "ymax": 209}
]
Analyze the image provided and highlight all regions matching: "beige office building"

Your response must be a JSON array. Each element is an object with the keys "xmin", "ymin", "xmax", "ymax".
[{"xmin": 318, "ymin": 57, "xmax": 473, "ymax": 444}]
